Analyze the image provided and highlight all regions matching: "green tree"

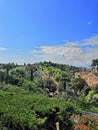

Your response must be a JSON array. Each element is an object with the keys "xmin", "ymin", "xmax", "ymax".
[
  {"xmin": 61, "ymin": 72, "xmax": 70, "ymax": 91},
  {"xmin": 44, "ymin": 78, "xmax": 56, "ymax": 93},
  {"xmin": 3, "ymin": 63, "xmax": 12, "ymax": 84},
  {"xmin": 70, "ymin": 77, "xmax": 87, "ymax": 96},
  {"xmin": 91, "ymin": 59, "xmax": 98, "ymax": 70},
  {"xmin": 27, "ymin": 64, "xmax": 37, "ymax": 81},
  {"xmin": 0, "ymin": 70, "xmax": 6, "ymax": 82}
]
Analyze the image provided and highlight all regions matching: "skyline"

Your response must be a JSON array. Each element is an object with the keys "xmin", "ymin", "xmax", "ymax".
[{"xmin": 0, "ymin": 0, "xmax": 98, "ymax": 66}]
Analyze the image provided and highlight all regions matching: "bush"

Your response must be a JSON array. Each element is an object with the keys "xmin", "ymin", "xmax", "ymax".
[
  {"xmin": 0, "ymin": 90, "xmax": 75, "ymax": 130},
  {"xmin": 22, "ymin": 79, "xmax": 40, "ymax": 93}
]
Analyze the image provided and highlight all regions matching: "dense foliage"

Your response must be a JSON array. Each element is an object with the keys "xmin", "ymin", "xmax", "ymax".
[
  {"xmin": 0, "ymin": 90, "xmax": 75, "ymax": 130},
  {"xmin": 0, "ymin": 61, "xmax": 98, "ymax": 129}
]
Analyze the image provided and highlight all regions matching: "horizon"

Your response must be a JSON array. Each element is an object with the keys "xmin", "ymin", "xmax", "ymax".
[
  {"xmin": 0, "ymin": 60, "xmax": 93, "ymax": 68},
  {"xmin": 0, "ymin": 0, "xmax": 98, "ymax": 66}
]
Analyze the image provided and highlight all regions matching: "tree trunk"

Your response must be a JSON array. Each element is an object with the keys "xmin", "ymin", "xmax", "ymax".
[{"xmin": 30, "ymin": 70, "xmax": 33, "ymax": 81}]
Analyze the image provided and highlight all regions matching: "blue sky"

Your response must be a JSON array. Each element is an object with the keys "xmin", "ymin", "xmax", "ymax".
[{"xmin": 0, "ymin": 0, "xmax": 98, "ymax": 66}]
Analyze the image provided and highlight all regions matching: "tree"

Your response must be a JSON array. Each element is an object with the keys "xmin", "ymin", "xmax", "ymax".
[
  {"xmin": 44, "ymin": 78, "xmax": 56, "ymax": 93},
  {"xmin": 91, "ymin": 59, "xmax": 98, "ymax": 70},
  {"xmin": 0, "ymin": 71, "xmax": 6, "ymax": 82},
  {"xmin": 70, "ymin": 77, "xmax": 87, "ymax": 96},
  {"xmin": 3, "ymin": 63, "xmax": 13, "ymax": 84},
  {"xmin": 61, "ymin": 72, "xmax": 70, "ymax": 91},
  {"xmin": 27, "ymin": 64, "xmax": 37, "ymax": 81}
]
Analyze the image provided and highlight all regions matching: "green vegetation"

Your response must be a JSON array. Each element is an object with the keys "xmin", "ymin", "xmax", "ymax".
[
  {"xmin": 0, "ymin": 90, "xmax": 75, "ymax": 130},
  {"xmin": 91, "ymin": 59, "xmax": 98, "ymax": 70},
  {"xmin": 0, "ymin": 60, "xmax": 98, "ymax": 130}
]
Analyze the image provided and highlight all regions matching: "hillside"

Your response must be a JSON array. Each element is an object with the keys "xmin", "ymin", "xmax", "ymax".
[
  {"xmin": 75, "ymin": 69, "xmax": 98, "ymax": 87},
  {"xmin": 0, "ymin": 61, "xmax": 98, "ymax": 130}
]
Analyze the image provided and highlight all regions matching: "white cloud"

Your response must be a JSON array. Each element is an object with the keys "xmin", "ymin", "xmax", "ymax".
[
  {"xmin": 64, "ymin": 42, "xmax": 78, "ymax": 47},
  {"xmin": 31, "ymin": 50, "xmax": 41, "ymax": 54},
  {"xmin": 40, "ymin": 45, "xmax": 83, "ymax": 57},
  {"xmin": 0, "ymin": 47, "xmax": 7, "ymax": 51},
  {"xmin": 31, "ymin": 35, "xmax": 98, "ymax": 66},
  {"xmin": 83, "ymin": 35, "xmax": 98, "ymax": 46}
]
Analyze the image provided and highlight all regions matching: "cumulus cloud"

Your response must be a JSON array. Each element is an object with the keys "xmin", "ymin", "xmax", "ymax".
[
  {"xmin": 41, "ymin": 45, "xmax": 83, "ymax": 57},
  {"xmin": 31, "ymin": 35, "xmax": 98, "ymax": 66}
]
